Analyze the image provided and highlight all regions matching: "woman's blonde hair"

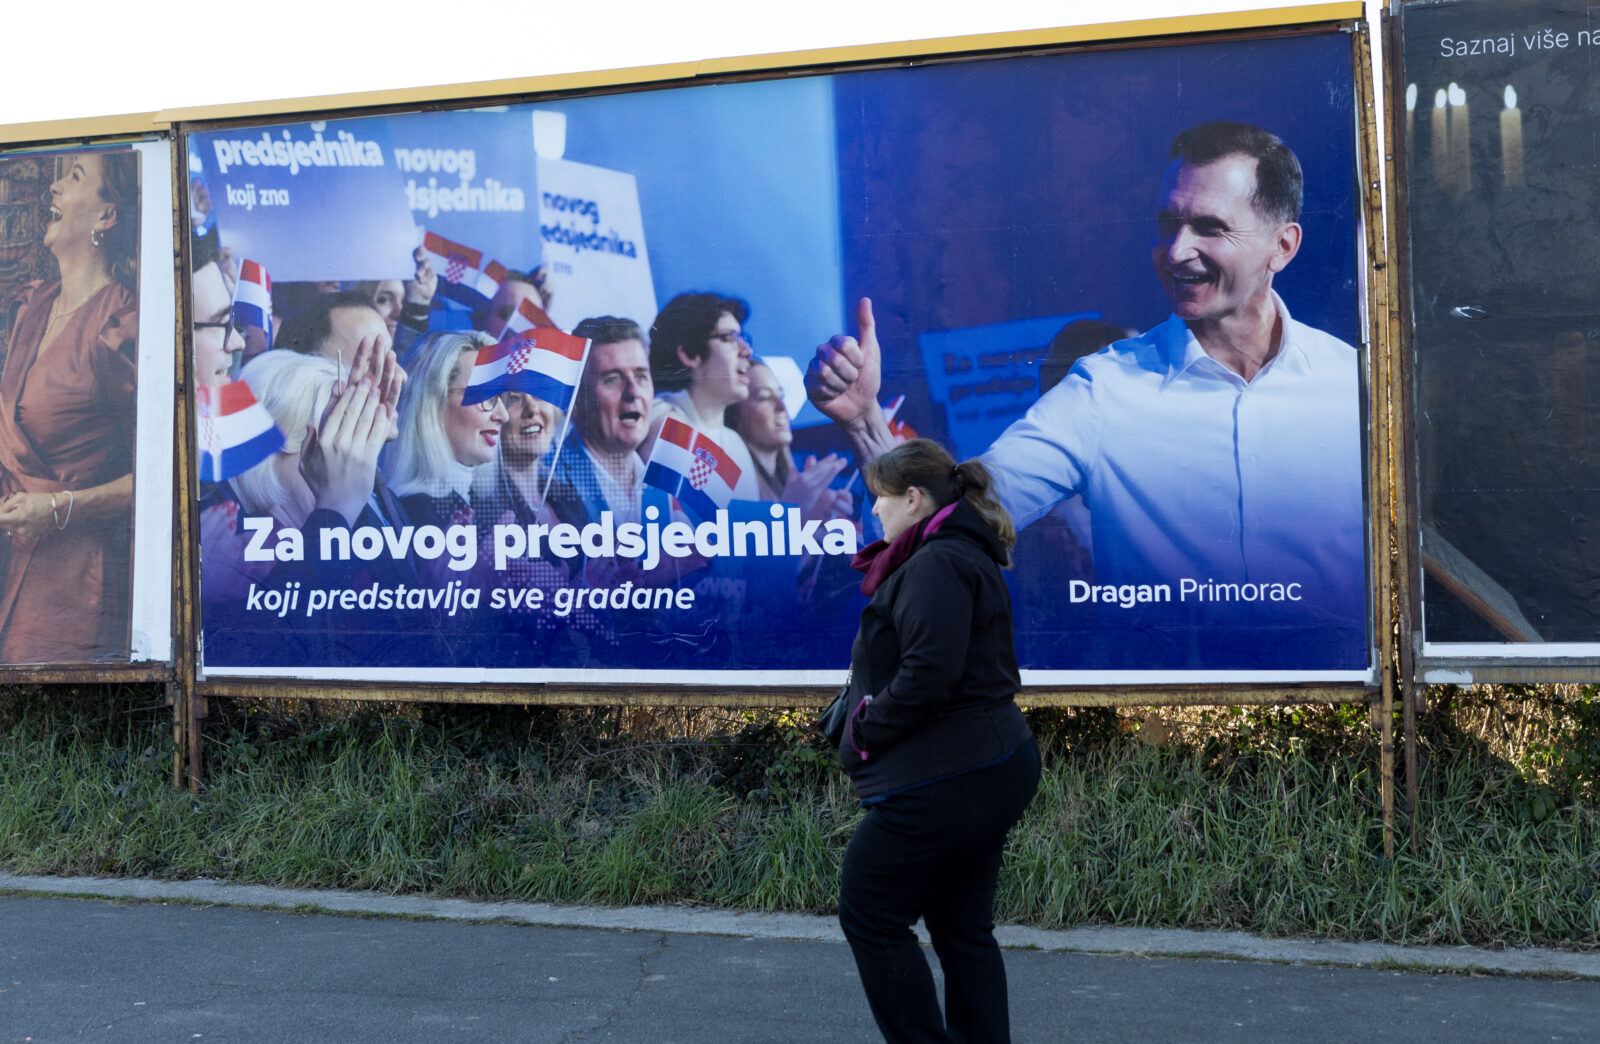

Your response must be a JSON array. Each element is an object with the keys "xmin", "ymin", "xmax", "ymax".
[
  {"xmin": 384, "ymin": 330, "xmax": 497, "ymax": 499},
  {"xmin": 232, "ymin": 350, "xmax": 339, "ymax": 528},
  {"xmin": 863, "ymin": 438, "xmax": 1016, "ymax": 560}
]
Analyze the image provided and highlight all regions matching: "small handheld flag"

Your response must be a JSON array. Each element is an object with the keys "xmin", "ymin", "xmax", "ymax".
[
  {"xmin": 883, "ymin": 393, "xmax": 918, "ymax": 440},
  {"xmin": 421, "ymin": 230, "xmax": 504, "ymax": 309},
  {"xmin": 233, "ymin": 259, "xmax": 272, "ymax": 342},
  {"xmin": 644, "ymin": 417, "xmax": 744, "ymax": 522},
  {"xmin": 197, "ymin": 380, "xmax": 285, "ymax": 483},
  {"xmin": 500, "ymin": 294, "xmax": 558, "ymax": 336},
  {"xmin": 461, "ymin": 326, "xmax": 589, "ymax": 411}
]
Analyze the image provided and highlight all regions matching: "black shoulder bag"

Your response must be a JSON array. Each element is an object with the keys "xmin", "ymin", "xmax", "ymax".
[{"xmin": 816, "ymin": 669, "xmax": 852, "ymax": 747}]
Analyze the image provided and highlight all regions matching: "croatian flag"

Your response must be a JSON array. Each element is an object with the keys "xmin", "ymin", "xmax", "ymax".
[
  {"xmin": 644, "ymin": 417, "xmax": 743, "ymax": 522},
  {"xmin": 500, "ymin": 294, "xmax": 557, "ymax": 336},
  {"xmin": 421, "ymin": 231, "xmax": 503, "ymax": 308},
  {"xmin": 232, "ymin": 259, "xmax": 272, "ymax": 341},
  {"xmin": 461, "ymin": 327, "xmax": 589, "ymax": 411},
  {"xmin": 883, "ymin": 393, "xmax": 918, "ymax": 440},
  {"xmin": 196, "ymin": 380, "xmax": 285, "ymax": 483}
]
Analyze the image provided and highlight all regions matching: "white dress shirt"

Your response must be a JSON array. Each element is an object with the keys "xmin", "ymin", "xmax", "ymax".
[{"xmin": 982, "ymin": 293, "xmax": 1365, "ymax": 616}]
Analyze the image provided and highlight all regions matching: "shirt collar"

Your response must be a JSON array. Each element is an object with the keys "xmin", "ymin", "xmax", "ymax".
[
  {"xmin": 1158, "ymin": 291, "xmax": 1309, "ymax": 387},
  {"xmin": 446, "ymin": 460, "xmax": 476, "ymax": 502}
]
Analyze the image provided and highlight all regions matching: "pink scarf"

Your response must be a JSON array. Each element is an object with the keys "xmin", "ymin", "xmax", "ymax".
[{"xmin": 851, "ymin": 501, "xmax": 958, "ymax": 596}]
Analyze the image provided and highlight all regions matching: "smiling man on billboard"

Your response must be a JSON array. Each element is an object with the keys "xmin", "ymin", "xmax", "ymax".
[{"xmin": 809, "ymin": 121, "xmax": 1365, "ymax": 669}]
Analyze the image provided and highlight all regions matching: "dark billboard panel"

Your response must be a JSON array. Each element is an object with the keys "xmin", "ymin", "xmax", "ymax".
[
  {"xmin": 187, "ymin": 27, "xmax": 1373, "ymax": 685},
  {"xmin": 1402, "ymin": 0, "xmax": 1600, "ymax": 661}
]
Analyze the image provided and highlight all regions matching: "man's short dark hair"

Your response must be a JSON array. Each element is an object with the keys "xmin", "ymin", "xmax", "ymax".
[
  {"xmin": 190, "ymin": 229, "xmax": 219, "ymax": 276},
  {"xmin": 572, "ymin": 315, "xmax": 644, "ymax": 349},
  {"xmin": 1041, "ymin": 319, "xmax": 1136, "ymax": 393},
  {"xmin": 276, "ymin": 291, "xmax": 380, "ymax": 355},
  {"xmin": 1170, "ymin": 121, "xmax": 1303, "ymax": 226},
  {"xmin": 648, "ymin": 293, "xmax": 749, "ymax": 392}
]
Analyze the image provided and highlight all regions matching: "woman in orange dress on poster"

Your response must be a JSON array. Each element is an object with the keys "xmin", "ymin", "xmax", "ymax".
[{"xmin": 0, "ymin": 150, "xmax": 139, "ymax": 663}]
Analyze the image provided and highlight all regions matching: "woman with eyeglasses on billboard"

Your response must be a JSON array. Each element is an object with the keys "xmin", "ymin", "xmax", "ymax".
[
  {"xmin": 0, "ymin": 150, "xmax": 140, "ymax": 663},
  {"xmin": 384, "ymin": 329, "xmax": 511, "ymax": 530},
  {"xmin": 643, "ymin": 292, "xmax": 762, "ymax": 502}
]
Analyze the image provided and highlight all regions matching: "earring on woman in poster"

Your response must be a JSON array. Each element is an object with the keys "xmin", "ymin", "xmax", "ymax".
[{"xmin": 90, "ymin": 227, "xmax": 104, "ymax": 248}]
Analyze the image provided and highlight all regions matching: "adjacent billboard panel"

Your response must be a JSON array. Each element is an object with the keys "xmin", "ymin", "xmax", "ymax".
[
  {"xmin": 1401, "ymin": 0, "xmax": 1600, "ymax": 663},
  {"xmin": 187, "ymin": 26, "xmax": 1374, "ymax": 685},
  {"xmin": 0, "ymin": 140, "xmax": 174, "ymax": 665}
]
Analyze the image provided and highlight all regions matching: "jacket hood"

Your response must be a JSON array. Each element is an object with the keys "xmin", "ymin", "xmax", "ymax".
[{"xmin": 926, "ymin": 498, "xmax": 1010, "ymax": 567}]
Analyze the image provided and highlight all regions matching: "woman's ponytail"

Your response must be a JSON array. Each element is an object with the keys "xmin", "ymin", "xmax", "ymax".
[{"xmin": 863, "ymin": 438, "xmax": 1017, "ymax": 562}]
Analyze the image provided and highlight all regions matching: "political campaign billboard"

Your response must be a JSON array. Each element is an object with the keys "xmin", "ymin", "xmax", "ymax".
[
  {"xmin": 186, "ymin": 24, "xmax": 1373, "ymax": 685},
  {"xmin": 0, "ymin": 139, "xmax": 175, "ymax": 667},
  {"xmin": 1401, "ymin": 0, "xmax": 1600, "ymax": 666}
]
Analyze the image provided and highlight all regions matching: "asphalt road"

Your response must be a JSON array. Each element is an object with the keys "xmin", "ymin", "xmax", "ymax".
[{"xmin": 3, "ymin": 894, "xmax": 1597, "ymax": 1042}]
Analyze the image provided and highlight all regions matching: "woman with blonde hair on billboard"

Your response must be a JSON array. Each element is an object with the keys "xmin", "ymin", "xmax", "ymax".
[
  {"xmin": 230, "ymin": 351, "xmax": 341, "ymax": 530},
  {"xmin": 834, "ymin": 437, "xmax": 1038, "ymax": 1043},
  {"xmin": 0, "ymin": 150, "xmax": 140, "ymax": 663},
  {"xmin": 384, "ymin": 329, "xmax": 511, "ymax": 528}
]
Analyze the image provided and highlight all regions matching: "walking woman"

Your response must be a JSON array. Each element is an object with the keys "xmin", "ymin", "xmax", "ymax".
[{"xmin": 838, "ymin": 437, "xmax": 1039, "ymax": 1043}]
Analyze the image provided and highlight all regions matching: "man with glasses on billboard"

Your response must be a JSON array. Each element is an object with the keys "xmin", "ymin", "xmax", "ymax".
[{"xmin": 808, "ymin": 121, "xmax": 1364, "ymax": 666}]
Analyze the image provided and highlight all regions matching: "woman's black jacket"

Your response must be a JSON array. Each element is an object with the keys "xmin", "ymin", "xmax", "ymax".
[{"xmin": 839, "ymin": 500, "xmax": 1032, "ymax": 800}]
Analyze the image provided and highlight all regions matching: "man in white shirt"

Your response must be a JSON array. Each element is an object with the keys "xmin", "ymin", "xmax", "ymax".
[{"xmin": 808, "ymin": 122, "xmax": 1365, "ymax": 666}]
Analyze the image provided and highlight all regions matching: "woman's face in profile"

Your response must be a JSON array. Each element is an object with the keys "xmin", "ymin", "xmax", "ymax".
[
  {"xmin": 443, "ymin": 350, "xmax": 511, "ymax": 467},
  {"xmin": 734, "ymin": 363, "xmax": 791, "ymax": 453},
  {"xmin": 872, "ymin": 485, "xmax": 929, "ymax": 543},
  {"xmin": 43, "ymin": 153, "xmax": 107, "ymax": 256},
  {"xmin": 685, "ymin": 311, "xmax": 751, "ymax": 409}
]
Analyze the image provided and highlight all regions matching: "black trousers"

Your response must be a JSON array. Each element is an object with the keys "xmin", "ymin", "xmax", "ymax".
[{"xmin": 839, "ymin": 739, "xmax": 1041, "ymax": 1044}]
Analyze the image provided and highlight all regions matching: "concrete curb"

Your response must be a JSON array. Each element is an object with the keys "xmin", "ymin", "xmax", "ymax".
[{"xmin": 4, "ymin": 871, "xmax": 1597, "ymax": 979}]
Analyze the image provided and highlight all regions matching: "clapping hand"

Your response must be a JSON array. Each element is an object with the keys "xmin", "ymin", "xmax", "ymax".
[
  {"xmin": 300, "ymin": 378, "xmax": 390, "ymax": 526},
  {"xmin": 783, "ymin": 452, "xmax": 853, "ymax": 522},
  {"xmin": 406, "ymin": 246, "xmax": 437, "ymax": 308}
]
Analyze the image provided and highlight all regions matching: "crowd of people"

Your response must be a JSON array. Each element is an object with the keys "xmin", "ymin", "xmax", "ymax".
[{"xmin": 191, "ymin": 227, "xmax": 865, "ymax": 663}]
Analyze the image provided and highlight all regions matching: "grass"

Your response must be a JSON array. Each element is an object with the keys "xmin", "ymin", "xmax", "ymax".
[{"xmin": 1, "ymin": 688, "xmax": 1596, "ymax": 948}]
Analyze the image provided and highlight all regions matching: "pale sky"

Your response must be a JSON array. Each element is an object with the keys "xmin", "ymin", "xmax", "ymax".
[{"xmin": 0, "ymin": 0, "xmax": 1379, "ymax": 127}]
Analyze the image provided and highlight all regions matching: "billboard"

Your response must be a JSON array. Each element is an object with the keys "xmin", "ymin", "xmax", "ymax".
[
  {"xmin": 1401, "ymin": 0, "xmax": 1600, "ymax": 663},
  {"xmin": 0, "ymin": 140, "xmax": 174, "ymax": 666},
  {"xmin": 186, "ymin": 26, "xmax": 1373, "ymax": 685}
]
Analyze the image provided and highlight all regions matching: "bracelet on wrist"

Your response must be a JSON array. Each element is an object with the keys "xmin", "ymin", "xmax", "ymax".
[{"xmin": 50, "ymin": 489, "xmax": 74, "ymax": 530}]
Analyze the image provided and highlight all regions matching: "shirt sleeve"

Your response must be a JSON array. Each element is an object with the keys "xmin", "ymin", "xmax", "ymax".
[
  {"xmin": 854, "ymin": 549, "xmax": 975, "ymax": 752},
  {"xmin": 979, "ymin": 366, "xmax": 1099, "ymax": 528}
]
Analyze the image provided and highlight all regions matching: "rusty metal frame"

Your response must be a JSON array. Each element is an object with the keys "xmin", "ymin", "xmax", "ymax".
[
  {"xmin": 1381, "ymin": 5, "xmax": 1421, "ymax": 838},
  {"xmin": 1349, "ymin": 18, "xmax": 1401, "ymax": 858}
]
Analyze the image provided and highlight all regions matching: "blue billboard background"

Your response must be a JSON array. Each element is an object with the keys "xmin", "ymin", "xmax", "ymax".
[{"xmin": 193, "ymin": 28, "xmax": 1370, "ymax": 679}]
